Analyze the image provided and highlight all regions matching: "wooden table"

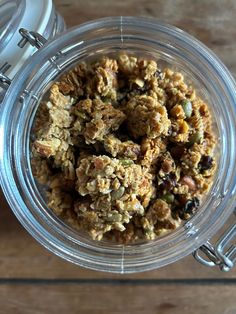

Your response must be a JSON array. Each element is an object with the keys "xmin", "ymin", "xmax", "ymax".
[{"xmin": 1, "ymin": 0, "xmax": 236, "ymax": 313}]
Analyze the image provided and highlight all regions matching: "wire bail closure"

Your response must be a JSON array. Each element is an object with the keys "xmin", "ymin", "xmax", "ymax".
[
  {"xmin": 18, "ymin": 28, "xmax": 47, "ymax": 49},
  {"xmin": 193, "ymin": 211, "xmax": 236, "ymax": 271}
]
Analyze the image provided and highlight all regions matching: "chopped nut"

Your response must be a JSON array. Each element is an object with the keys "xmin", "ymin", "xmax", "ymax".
[
  {"xmin": 181, "ymin": 175, "xmax": 196, "ymax": 191},
  {"xmin": 170, "ymin": 104, "xmax": 185, "ymax": 119},
  {"xmin": 34, "ymin": 139, "xmax": 61, "ymax": 157},
  {"xmin": 104, "ymin": 134, "xmax": 140, "ymax": 160},
  {"xmin": 161, "ymin": 159, "xmax": 173, "ymax": 173}
]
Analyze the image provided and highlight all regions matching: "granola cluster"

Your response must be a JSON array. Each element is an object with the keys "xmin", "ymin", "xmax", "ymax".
[{"xmin": 31, "ymin": 54, "xmax": 216, "ymax": 243}]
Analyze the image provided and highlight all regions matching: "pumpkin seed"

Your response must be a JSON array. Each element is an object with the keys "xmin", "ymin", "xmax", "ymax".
[
  {"xmin": 111, "ymin": 186, "xmax": 125, "ymax": 200},
  {"xmin": 119, "ymin": 159, "xmax": 134, "ymax": 166},
  {"xmin": 106, "ymin": 212, "xmax": 122, "ymax": 222},
  {"xmin": 161, "ymin": 193, "xmax": 175, "ymax": 203},
  {"xmin": 188, "ymin": 131, "xmax": 202, "ymax": 146},
  {"xmin": 181, "ymin": 99, "xmax": 192, "ymax": 118},
  {"xmin": 74, "ymin": 110, "xmax": 87, "ymax": 119}
]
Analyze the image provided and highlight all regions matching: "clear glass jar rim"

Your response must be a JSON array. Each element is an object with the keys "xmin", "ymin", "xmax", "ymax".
[{"xmin": 1, "ymin": 17, "xmax": 236, "ymax": 273}]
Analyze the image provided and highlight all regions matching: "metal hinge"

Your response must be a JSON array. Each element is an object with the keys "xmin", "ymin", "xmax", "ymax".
[
  {"xmin": 18, "ymin": 28, "xmax": 47, "ymax": 49},
  {"xmin": 0, "ymin": 28, "xmax": 47, "ymax": 93},
  {"xmin": 193, "ymin": 211, "xmax": 236, "ymax": 271},
  {"xmin": 18, "ymin": 28, "xmax": 61, "ymax": 69},
  {"xmin": 0, "ymin": 63, "xmax": 12, "ymax": 91}
]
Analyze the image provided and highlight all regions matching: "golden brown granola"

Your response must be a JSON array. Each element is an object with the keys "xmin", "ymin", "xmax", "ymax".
[{"xmin": 31, "ymin": 54, "xmax": 216, "ymax": 243}]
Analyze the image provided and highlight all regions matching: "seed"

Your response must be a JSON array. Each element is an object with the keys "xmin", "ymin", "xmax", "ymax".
[
  {"xmin": 171, "ymin": 88, "xmax": 178, "ymax": 95},
  {"xmin": 161, "ymin": 193, "xmax": 175, "ymax": 203},
  {"xmin": 181, "ymin": 99, "xmax": 192, "ymax": 118},
  {"xmin": 74, "ymin": 109, "xmax": 87, "ymax": 119},
  {"xmin": 106, "ymin": 212, "xmax": 122, "ymax": 222},
  {"xmin": 133, "ymin": 78, "xmax": 145, "ymax": 88},
  {"xmin": 111, "ymin": 186, "xmax": 125, "ymax": 200},
  {"xmin": 119, "ymin": 159, "xmax": 134, "ymax": 166},
  {"xmin": 188, "ymin": 131, "xmax": 202, "ymax": 146}
]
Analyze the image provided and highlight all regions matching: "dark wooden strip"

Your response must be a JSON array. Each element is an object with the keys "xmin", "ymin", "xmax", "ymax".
[
  {"xmin": 0, "ymin": 278, "xmax": 235, "ymax": 285},
  {"xmin": 0, "ymin": 284, "xmax": 235, "ymax": 314}
]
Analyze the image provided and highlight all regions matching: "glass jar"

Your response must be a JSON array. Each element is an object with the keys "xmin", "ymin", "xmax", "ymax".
[{"xmin": 0, "ymin": 16, "xmax": 236, "ymax": 273}]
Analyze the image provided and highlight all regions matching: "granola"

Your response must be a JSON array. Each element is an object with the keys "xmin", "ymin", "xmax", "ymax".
[{"xmin": 31, "ymin": 54, "xmax": 216, "ymax": 243}]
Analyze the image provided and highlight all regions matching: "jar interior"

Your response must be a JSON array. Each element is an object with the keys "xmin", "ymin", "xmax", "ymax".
[{"xmin": 30, "ymin": 43, "xmax": 221, "ymax": 246}]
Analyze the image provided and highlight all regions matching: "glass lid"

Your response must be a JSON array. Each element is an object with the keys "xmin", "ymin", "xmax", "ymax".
[
  {"xmin": 0, "ymin": 0, "xmax": 55, "ymax": 79},
  {"xmin": 0, "ymin": 0, "xmax": 25, "ymax": 51}
]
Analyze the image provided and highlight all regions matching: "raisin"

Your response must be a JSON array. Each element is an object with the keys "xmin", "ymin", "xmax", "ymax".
[
  {"xmin": 158, "ymin": 173, "xmax": 177, "ymax": 192},
  {"xmin": 199, "ymin": 155, "xmax": 213, "ymax": 171},
  {"xmin": 170, "ymin": 145, "xmax": 185, "ymax": 159},
  {"xmin": 177, "ymin": 197, "xmax": 200, "ymax": 220},
  {"xmin": 184, "ymin": 197, "xmax": 199, "ymax": 214}
]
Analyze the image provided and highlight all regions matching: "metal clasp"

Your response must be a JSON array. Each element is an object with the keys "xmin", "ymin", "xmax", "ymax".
[
  {"xmin": 18, "ymin": 28, "xmax": 61, "ymax": 70},
  {"xmin": 193, "ymin": 212, "xmax": 236, "ymax": 271},
  {"xmin": 18, "ymin": 28, "xmax": 47, "ymax": 49}
]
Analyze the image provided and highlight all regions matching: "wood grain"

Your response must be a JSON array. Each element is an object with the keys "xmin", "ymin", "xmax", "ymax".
[
  {"xmin": 1, "ymin": 1, "xmax": 236, "ymax": 313},
  {"xmin": 0, "ymin": 283, "xmax": 236, "ymax": 314},
  {"xmin": 54, "ymin": 0, "xmax": 236, "ymax": 76}
]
